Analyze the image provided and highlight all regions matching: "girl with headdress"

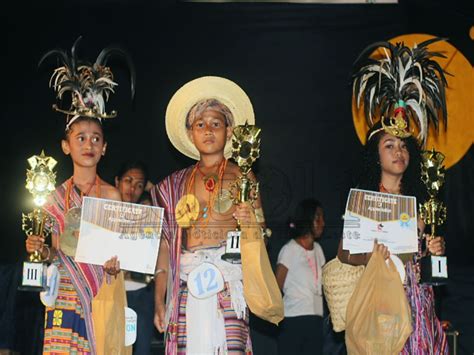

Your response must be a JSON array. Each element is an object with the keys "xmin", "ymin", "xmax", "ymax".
[
  {"xmin": 25, "ymin": 37, "xmax": 135, "ymax": 354},
  {"xmin": 337, "ymin": 38, "xmax": 449, "ymax": 353}
]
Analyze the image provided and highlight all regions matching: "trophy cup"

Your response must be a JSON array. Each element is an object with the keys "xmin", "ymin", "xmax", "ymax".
[
  {"xmin": 419, "ymin": 148, "xmax": 448, "ymax": 285},
  {"xmin": 19, "ymin": 151, "xmax": 57, "ymax": 291},
  {"xmin": 222, "ymin": 122, "xmax": 261, "ymax": 263}
]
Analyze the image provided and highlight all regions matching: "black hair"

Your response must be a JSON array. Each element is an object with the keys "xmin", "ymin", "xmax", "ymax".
[
  {"xmin": 139, "ymin": 190, "xmax": 152, "ymax": 204},
  {"xmin": 357, "ymin": 122, "xmax": 426, "ymax": 202},
  {"xmin": 288, "ymin": 198, "xmax": 323, "ymax": 239},
  {"xmin": 64, "ymin": 117, "xmax": 106, "ymax": 141},
  {"xmin": 115, "ymin": 160, "xmax": 149, "ymax": 183}
]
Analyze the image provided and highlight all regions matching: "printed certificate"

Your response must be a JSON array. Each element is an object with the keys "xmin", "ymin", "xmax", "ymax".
[
  {"xmin": 75, "ymin": 197, "xmax": 163, "ymax": 274},
  {"xmin": 342, "ymin": 188, "xmax": 418, "ymax": 254}
]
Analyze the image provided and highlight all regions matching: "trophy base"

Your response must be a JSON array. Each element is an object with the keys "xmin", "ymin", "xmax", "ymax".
[
  {"xmin": 221, "ymin": 253, "xmax": 241, "ymax": 264},
  {"xmin": 21, "ymin": 261, "xmax": 48, "ymax": 291},
  {"xmin": 420, "ymin": 255, "xmax": 448, "ymax": 285},
  {"xmin": 18, "ymin": 284, "xmax": 49, "ymax": 292}
]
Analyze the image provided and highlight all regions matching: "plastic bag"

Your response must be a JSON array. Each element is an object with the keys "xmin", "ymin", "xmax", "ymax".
[
  {"xmin": 92, "ymin": 273, "xmax": 132, "ymax": 355},
  {"xmin": 345, "ymin": 250, "xmax": 412, "ymax": 355},
  {"xmin": 240, "ymin": 205, "xmax": 284, "ymax": 325}
]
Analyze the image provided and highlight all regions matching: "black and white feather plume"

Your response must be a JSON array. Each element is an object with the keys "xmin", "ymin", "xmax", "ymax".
[
  {"xmin": 352, "ymin": 37, "xmax": 448, "ymax": 144},
  {"xmin": 39, "ymin": 36, "xmax": 136, "ymax": 128}
]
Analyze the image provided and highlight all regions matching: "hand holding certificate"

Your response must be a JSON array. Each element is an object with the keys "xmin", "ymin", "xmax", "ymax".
[
  {"xmin": 342, "ymin": 189, "xmax": 418, "ymax": 254},
  {"xmin": 75, "ymin": 197, "xmax": 164, "ymax": 274}
]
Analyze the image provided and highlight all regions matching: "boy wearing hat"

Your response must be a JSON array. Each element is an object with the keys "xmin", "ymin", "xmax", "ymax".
[{"xmin": 151, "ymin": 77, "xmax": 264, "ymax": 354}]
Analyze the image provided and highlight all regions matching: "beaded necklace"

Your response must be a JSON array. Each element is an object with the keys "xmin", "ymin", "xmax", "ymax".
[
  {"xmin": 304, "ymin": 248, "xmax": 319, "ymax": 289},
  {"xmin": 186, "ymin": 159, "xmax": 227, "ymax": 227},
  {"xmin": 297, "ymin": 238, "xmax": 319, "ymax": 289},
  {"xmin": 379, "ymin": 182, "xmax": 400, "ymax": 195},
  {"xmin": 65, "ymin": 175, "xmax": 100, "ymax": 212}
]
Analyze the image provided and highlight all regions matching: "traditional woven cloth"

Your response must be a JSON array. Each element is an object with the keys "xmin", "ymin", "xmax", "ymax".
[
  {"xmin": 152, "ymin": 167, "xmax": 252, "ymax": 354},
  {"xmin": 401, "ymin": 261, "xmax": 448, "ymax": 354},
  {"xmin": 43, "ymin": 182, "xmax": 104, "ymax": 354}
]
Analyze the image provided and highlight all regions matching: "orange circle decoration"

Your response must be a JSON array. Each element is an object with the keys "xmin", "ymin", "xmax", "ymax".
[{"xmin": 352, "ymin": 33, "xmax": 474, "ymax": 169}]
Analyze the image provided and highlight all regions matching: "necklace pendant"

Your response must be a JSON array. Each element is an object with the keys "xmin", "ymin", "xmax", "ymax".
[
  {"xmin": 213, "ymin": 189, "xmax": 233, "ymax": 214},
  {"xmin": 204, "ymin": 176, "xmax": 217, "ymax": 192}
]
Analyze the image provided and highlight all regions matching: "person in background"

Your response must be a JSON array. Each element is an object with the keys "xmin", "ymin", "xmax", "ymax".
[
  {"xmin": 115, "ymin": 161, "xmax": 156, "ymax": 355},
  {"xmin": 115, "ymin": 161, "xmax": 148, "ymax": 204},
  {"xmin": 276, "ymin": 198, "xmax": 326, "ymax": 355}
]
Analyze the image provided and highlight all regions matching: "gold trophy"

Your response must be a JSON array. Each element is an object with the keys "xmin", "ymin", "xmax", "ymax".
[
  {"xmin": 19, "ymin": 151, "xmax": 57, "ymax": 291},
  {"xmin": 419, "ymin": 148, "xmax": 448, "ymax": 285},
  {"xmin": 222, "ymin": 122, "xmax": 261, "ymax": 262}
]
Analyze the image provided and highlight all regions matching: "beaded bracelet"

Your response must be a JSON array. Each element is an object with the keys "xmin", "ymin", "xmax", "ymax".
[{"xmin": 42, "ymin": 245, "xmax": 51, "ymax": 262}]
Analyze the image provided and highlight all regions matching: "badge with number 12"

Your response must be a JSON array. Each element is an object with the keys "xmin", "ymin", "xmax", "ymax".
[{"xmin": 187, "ymin": 262, "xmax": 225, "ymax": 299}]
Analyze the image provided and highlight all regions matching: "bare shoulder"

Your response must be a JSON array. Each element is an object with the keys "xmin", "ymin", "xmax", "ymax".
[
  {"xmin": 224, "ymin": 160, "xmax": 258, "ymax": 181},
  {"xmin": 225, "ymin": 160, "xmax": 240, "ymax": 173},
  {"xmin": 223, "ymin": 161, "xmax": 240, "ymax": 180},
  {"xmin": 100, "ymin": 180, "xmax": 122, "ymax": 201}
]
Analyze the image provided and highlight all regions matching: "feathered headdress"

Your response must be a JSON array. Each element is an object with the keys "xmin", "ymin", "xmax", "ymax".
[
  {"xmin": 39, "ymin": 36, "xmax": 136, "ymax": 129},
  {"xmin": 352, "ymin": 37, "xmax": 448, "ymax": 145}
]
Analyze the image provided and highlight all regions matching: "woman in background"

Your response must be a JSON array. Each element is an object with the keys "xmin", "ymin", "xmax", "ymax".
[
  {"xmin": 276, "ymin": 198, "xmax": 326, "ymax": 355},
  {"xmin": 115, "ymin": 161, "xmax": 156, "ymax": 355}
]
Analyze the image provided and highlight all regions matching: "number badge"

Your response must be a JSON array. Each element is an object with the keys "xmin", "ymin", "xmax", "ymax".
[{"xmin": 187, "ymin": 262, "xmax": 224, "ymax": 299}]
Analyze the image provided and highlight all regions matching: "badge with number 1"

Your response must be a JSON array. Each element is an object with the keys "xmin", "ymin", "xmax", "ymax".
[{"xmin": 187, "ymin": 262, "xmax": 224, "ymax": 299}]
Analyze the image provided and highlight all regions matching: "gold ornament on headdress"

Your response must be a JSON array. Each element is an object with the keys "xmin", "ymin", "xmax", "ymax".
[
  {"xmin": 368, "ymin": 109, "xmax": 412, "ymax": 141},
  {"xmin": 381, "ymin": 114, "xmax": 411, "ymax": 139}
]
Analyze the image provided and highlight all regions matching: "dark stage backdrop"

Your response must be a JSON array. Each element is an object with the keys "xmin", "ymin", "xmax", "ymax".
[{"xmin": 2, "ymin": 0, "xmax": 473, "ymax": 353}]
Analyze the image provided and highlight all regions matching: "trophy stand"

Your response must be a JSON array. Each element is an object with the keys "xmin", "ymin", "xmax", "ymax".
[
  {"xmin": 222, "ymin": 122, "xmax": 261, "ymax": 263},
  {"xmin": 419, "ymin": 148, "xmax": 448, "ymax": 285},
  {"xmin": 19, "ymin": 151, "xmax": 57, "ymax": 291}
]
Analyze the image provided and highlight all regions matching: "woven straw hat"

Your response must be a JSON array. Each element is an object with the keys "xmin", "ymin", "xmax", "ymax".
[
  {"xmin": 166, "ymin": 76, "xmax": 255, "ymax": 160},
  {"xmin": 322, "ymin": 258, "xmax": 365, "ymax": 332}
]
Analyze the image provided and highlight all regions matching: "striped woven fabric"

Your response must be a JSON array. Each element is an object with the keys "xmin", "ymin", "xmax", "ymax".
[
  {"xmin": 401, "ymin": 260, "xmax": 448, "ymax": 354},
  {"xmin": 43, "ymin": 181, "xmax": 105, "ymax": 355},
  {"xmin": 152, "ymin": 167, "xmax": 190, "ymax": 355},
  {"xmin": 151, "ymin": 166, "xmax": 252, "ymax": 354},
  {"xmin": 43, "ymin": 264, "xmax": 90, "ymax": 354},
  {"xmin": 176, "ymin": 282, "xmax": 251, "ymax": 354}
]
